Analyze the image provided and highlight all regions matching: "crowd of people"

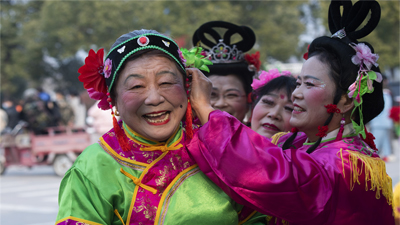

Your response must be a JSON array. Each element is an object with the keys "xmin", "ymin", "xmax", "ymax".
[{"xmin": 0, "ymin": 88, "xmax": 85, "ymax": 135}]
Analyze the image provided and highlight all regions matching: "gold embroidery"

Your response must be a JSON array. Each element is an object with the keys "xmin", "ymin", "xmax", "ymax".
[
  {"xmin": 155, "ymin": 165, "xmax": 171, "ymax": 187},
  {"xmin": 183, "ymin": 161, "xmax": 190, "ymax": 169},
  {"xmin": 144, "ymin": 204, "xmax": 157, "ymax": 220},
  {"xmin": 132, "ymin": 196, "xmax": 158, "ymax": 220}
]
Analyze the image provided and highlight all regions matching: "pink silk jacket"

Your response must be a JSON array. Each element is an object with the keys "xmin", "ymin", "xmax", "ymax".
[{"xmin": 188, "ymin": 111, "xmax": 395, "ymax": 225}]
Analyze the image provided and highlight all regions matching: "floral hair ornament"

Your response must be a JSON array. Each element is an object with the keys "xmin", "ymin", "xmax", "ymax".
[
  {"xmin": 78, "ymin": 48, "xmax": 112, "ymax": 110},
  {"xmin": 303, "ymin": 45, "xmax": 310, "ymax": 60},
  {"xmin": 251, "ymin": 69, "xmax": 291, "ymax": 90},
  {"xmin": 179, "ymin": 46, "xmax": 213, "ymax": 139},
  {"xmin": 347, "ymin": 42, "xmax": 382, "ymax": 138},
  {"xmin": 244, "ymin": 51, "xmax": 261, "ymax": 72},
  {"xmin": 179, "ymin": 46, "xmax": 212, "ymax": 72}
]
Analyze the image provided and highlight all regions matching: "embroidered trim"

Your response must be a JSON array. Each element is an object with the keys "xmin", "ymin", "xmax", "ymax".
[
  {"xmin": 56, "ymin": 216, "xmax": 103, "ymax": 225},
  {"xmin": 271, "ymin": 132, "xmax": 289, "ymax": 145},
  {"xmin": 337, "ymin": 149, "xmax": 393, "ymax": 205},
  {"xmin": 154, "ymin": 165, "xmax": 200, "ymax": 225},
  {"xmin": 121, "ymin": 168, "xmax": 157, "ymax": 194},
  {"xmin": 114, "ymin": 209, "xmax": 126, "ymax": 225},
  {"xmin": 303, "ymin": 134, "xmax": 357, "ymax": 145},
  {"xmin": 140, "ymin": 143, "xmax": 183, "ymax": 153},
  {"xmin": 99, "ymin": 137, "xmax": 148, "ymax": 169},
  {"xmin": 126, "ymin": 151, "xmax": 169, "ymax": 224}
]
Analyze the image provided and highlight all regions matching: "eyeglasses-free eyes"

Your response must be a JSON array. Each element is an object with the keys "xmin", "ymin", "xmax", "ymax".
[{"xmin": 210, "ymin": 91, "xmax": 246, "ymax": 103}]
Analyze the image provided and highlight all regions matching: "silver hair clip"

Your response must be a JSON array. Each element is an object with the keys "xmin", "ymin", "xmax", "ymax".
[{"xmin": 331, "ymin": 28, "xmax": 346, "ymax": 39}]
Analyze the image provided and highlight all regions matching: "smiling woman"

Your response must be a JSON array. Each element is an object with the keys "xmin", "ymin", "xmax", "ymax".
[
  {"xmin": 187, "ymin": 0, "xmax": 395, "ymax": 224},
  {"xmin": 55, "ymin": 29, "xmax": 266, "ymax": 225},
  {"xmin": 192, "ymin": 21, "xmax": 259, "ymax": 124},
  {"xmin": 250, "ymin": 70, "xmax": 296, "ymax": 138}
]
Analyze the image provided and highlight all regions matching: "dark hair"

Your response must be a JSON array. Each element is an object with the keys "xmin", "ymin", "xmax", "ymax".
[
  {"xmin": 192, "ymin": 21, "xmax": 257, "ymax": 94},
  {"xmin": 308, "ymin": 39, "xmax": 383, "ymax": 125},
  {"xmin": 253, "ymin": 76, "xmax": 296, "ymax": 106},
  {"xmin": 282, "ymin": 0, "xmax": 383, "ymax": 153}
]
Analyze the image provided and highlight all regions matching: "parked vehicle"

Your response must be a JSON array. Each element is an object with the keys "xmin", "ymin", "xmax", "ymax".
[{"xmin": 0, "ymin": 122, "xmax": 91, "ymax": 176}]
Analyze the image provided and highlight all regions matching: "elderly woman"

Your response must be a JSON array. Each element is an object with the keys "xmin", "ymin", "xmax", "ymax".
[
  {"xmin": 187, "ymin": 1, "xmax": 394, "ymax": 224},
  {"xmin": 192, "ymin": 21, "xmax": 259, "ymax": 124},
  {"xmin": 56, "ymin": 30, "xmax": 265, "ymax": 225},
  {"xmin": 250, "ymin": 70, "xmax": 296, "ymax": 138}
]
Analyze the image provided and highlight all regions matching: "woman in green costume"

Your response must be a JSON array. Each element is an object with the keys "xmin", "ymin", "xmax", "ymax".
[{"xmin": 56, "ymin": 29, "xmax": 265, "ymax": 225}]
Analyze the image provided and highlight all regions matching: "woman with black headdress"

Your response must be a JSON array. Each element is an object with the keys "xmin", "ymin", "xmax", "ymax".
[
  {"xmin": 186, "ymin": 0, "xmax": 395, "ymax": 224},
  {"xmin": 192, "ymin": 21, "xmax": 259, "ymax": 124}
]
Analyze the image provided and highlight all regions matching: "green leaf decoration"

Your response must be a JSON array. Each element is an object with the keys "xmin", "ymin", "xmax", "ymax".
[
  {"xmin": 368, "ymin": 71, "xmax": 377, "ymax": 81},
  {"xmin": 180, "ymin": 47, "xmax": 212, "ymax": 72}
]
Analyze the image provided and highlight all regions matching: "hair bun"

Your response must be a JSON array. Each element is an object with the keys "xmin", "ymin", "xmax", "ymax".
[
  {"xmin": 329, "ymin": 0, "xmax": 380, "ymax": 42},
  {"xmin": 192, "ymin": 21, "xmax": 256, "ymax": 53}
]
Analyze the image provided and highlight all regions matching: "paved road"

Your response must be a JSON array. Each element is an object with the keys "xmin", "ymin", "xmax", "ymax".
[{"xmin": 0, "ymin": 166, "xmax": 61, "ymax": 225}]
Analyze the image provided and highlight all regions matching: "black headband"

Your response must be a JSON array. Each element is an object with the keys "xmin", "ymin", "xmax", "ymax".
[{"xmin": 105, "ymin": 33, "xmax": 186, "ymax": 91}]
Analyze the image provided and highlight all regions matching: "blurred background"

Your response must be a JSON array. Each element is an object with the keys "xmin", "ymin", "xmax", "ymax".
[{"xmin": 0, "ymin": 1, "xmax": 399, "ymax": 225}]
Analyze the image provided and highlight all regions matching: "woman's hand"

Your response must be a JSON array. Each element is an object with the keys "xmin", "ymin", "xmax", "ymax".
[{"xmin": 186, "ymin": 68, "xmax": 215, "ymax": 125}]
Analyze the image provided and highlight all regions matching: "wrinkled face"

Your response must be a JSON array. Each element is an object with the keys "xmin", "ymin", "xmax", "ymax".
[
  {"xmin": 209, "ymin": 75, "xmax": 248, "ymax": 122},
  {"xmin": 290, "ymin": 56, "xmax": 336, "ymax": 138},
  {"xmin": 114, "ymin": 55, "xmax": 187, "ymax": 141},
  {"xmin": 251, "ymin": 89, "xmax": 293, "ymax": 138}
]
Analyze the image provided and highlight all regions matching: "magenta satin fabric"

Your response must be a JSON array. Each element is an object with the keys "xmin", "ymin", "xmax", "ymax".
[{"xmin": 187, "ymin": 110, "xmax": 394, "ymax": 225}]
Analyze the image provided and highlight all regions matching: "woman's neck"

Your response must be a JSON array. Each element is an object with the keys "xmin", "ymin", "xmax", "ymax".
[{"xmin": 304, "ymin": 123, "xmax": 355, "ymax": 143}]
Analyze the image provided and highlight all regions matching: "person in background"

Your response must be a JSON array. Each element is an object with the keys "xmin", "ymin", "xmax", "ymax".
[
  {"xmin": 187, "ymin": 1, "xmax": 394, "ymax": 224},
  {"xmin": 369, "ymin": 75, "xmax": 395, "ymax": 162},
  {"xmin": 250, "ymin": 69, "xmax": 296, "ymax": 138},
  {"xmin": 0, "ymin": 108, "xmax": 8, "ymax": 133},
  {"xmin": 192, "ymin": 21, "xmax": 259, "ymax": 125},
  {"xmin": 20, "ymin": 89, "xmax": 54, "ymax": 134},
  {"xmin": 56, "ymin": 29, "xmax": 265, "ymax": 225},
  {"xmin": 2, "ymin": 99, "xmax": 20, "ymax": 130},
  {"xmin": 86, "ymin": 100, "xmax": 116, "ymax": 143},
  {"xmin": 55, "ymin": 90, "xmax": 75, "ymax": 127},
  {"xmin": 67, "ymin": 91, "xmax": 86, "ymax": 128}
]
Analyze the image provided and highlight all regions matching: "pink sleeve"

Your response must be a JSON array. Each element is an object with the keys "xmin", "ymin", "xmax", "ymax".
[{"xmin": 187, "ymin": 110, "xmax": 333, "ymax": 223}]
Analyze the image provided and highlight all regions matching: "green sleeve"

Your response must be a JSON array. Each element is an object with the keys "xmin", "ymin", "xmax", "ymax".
[{"xmin": 56, "ymin": 167, "xmax": 115, "ymax": 225}]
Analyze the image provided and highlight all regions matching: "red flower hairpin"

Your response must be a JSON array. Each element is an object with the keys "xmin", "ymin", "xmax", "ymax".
[
  {"xmin": 78, "ymin": 48, "xmax": 108, "ymax": 94},
  {"xmin": 303, "ymin": 45, "xmax": 310, "ymax": 60},
  {"xmin": 245, "ymin": 51, "xmax": 261, "ymax": 71}
]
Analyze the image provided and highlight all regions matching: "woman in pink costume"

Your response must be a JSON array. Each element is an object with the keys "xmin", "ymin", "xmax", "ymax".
[{"xmin": 186, "ymin": 0, "xmax": 395, "ymax": 224}]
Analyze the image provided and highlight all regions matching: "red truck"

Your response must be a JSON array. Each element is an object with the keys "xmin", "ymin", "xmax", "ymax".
[{"xmin": 0, "ymin": 123, "xmax": 91, "ymax": 176}]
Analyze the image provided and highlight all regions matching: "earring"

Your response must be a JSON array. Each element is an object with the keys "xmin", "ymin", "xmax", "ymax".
[
  {"xmin": 115, "ymin": 108, "xmax": 120, "ymax": 116},
  {"xmin": 335, "ymin": 115, "xmax": 346, "ymax": 141}
]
